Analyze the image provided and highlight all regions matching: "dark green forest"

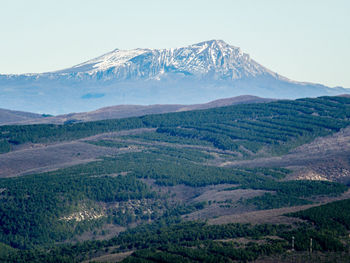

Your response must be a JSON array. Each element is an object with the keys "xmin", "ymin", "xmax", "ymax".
[
  {"xmin": 1, "ymin": 96, "xmax": 350, "ymax": 262},
  {"xmin": 3, "ymin": 149, "xmax": 346, "ymax": 249},
  {"xmin": 3, "ymin": 199, "xmax": 350, "ymax": 263},
  {"xmin": 1, "ymin": 96, "xmax": 350, "ymax": 156}
]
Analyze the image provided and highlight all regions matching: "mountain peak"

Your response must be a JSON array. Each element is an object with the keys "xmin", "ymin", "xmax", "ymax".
[
  {"xmin": 191, "ymin": 39, "xmax": 241, "ymax": 53},
  {"xmin": 193, "ymin": 39, "xmax": 228, "ymax": 46},
  {"xmin": 56, "ymin": 40, "xmax": 266, "ymax": 80},
  {"xmin": 0, "ymin": 40, "xmax": 347, "ymax": 114}
]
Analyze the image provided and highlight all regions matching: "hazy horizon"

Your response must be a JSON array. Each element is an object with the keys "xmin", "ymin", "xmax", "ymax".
[{"xmin": 1, "ymin": 0, "xmax": 349, "ymax": 89}]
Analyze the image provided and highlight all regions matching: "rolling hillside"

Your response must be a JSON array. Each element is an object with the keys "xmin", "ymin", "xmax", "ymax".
[
  {"xmin": 1, "ymin": 96, "xmax": 350, "ymax": 262},
  {"xmin": 0, "ymin": 108, "xmax": 44, "ymax": 125},
  {"xmin": 0, "ymin": 95, "xmax": 273, "ymax": 125}
]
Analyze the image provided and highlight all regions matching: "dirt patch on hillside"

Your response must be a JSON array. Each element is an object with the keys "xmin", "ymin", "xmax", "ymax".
[
  {"xmin": 208, "ymin": 189, "xmax": 350, "ymax": 225},
  {"xmin": 208, "ymin": 205, "xmax": 312, "ymax": 225},
  {"xmin": 183, "ymin": 188, "xmax": 270, "ymax": 221},
  {"xmin": 82, "ymin": 250, "xmax": 134, "ymax": 263},
  {"xmin": 73, "ymin": 224, "xmax": 126, "ymax": 243},
  {"xmin": 0, "ymin": 141, "xmax": 140, "ymax": 177},
  {"xmin": 82, "ymin": 128, "xmax": 156, "ymax": 141},
  {"xmin": 0, "ymin": 129, "xmax": 153, "ymax": 177},
  {"xmin": 192, "ymin": 188, "xmax": 267, "ymax": 204}
]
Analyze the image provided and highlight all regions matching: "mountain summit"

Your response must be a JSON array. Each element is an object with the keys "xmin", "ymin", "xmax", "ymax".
[
  {"xmin": 57, "ymin": 40, "xmax": 269, "ymax": 81},
  {"xmin": 0, "ymin": 40, "xmax": 347, "ymax": 114}
]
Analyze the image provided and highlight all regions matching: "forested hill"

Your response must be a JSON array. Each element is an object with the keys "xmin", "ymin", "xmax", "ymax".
[
  {"xmin": 1, "ymin": 96, "xmax": 350, "ymax": 262},
  {"xmin": 1, "ymin": 96, "xmax": 350, "ymax": 156},
  {"xmin": 0, "ymin": 95, "xmax": 274, "ymax": 125}
]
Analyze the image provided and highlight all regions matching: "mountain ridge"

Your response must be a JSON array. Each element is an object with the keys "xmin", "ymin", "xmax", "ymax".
[
  {"xmin": 0, "ymin": 40, "xmax": 348, "ymax": 114},
  {"xmin": 54, "ymin": 39, "xmax": 270, "ymax": 80}
]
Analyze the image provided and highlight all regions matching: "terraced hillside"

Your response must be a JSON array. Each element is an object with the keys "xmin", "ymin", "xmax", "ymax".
[
  {"xmin": 1, "ymin": 96, "xmax": 350, "ymax": 262},
  {"xmin": 2, "ymin": 96, "xmax": 350, "ymax": 154}
]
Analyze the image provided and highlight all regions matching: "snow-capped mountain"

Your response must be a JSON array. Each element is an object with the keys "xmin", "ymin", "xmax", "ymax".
[
  {"xmin": 0, "ymin": 40, "xmax": 347, "ymax": 114},
  {"xmin": 56, "ymin": 40, "xmax": 269, "ymax": 80}
]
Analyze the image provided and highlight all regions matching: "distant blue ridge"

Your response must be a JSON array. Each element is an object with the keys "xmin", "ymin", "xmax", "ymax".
[{"xmin": 81, "ymin": 93, "xmax": 105, "ymax": 99}]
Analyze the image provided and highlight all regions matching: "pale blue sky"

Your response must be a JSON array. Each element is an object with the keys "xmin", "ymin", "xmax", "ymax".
[{"xmin": 0, "ymin": 0, "xmax": 349, "ymax": 88}]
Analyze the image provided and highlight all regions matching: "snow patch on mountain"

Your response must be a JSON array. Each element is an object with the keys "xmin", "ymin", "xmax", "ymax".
[
  {"xmin": 0, "ymin": 40, "xmax": 348, "ymax": 114},
  {"xmin": 53, "ymin": 40, "xmax": 274, "ymax": 81}
]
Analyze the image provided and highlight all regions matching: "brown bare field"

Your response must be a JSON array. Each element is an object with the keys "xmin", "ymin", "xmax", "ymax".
[
  {"xmin": 81, "ymin": 250, "xmax": 134, "ymax": 263},
  {"xmin": 0, "ymin": 129, "xmax": 154, "ymax": 178},
  {"xmin": 0, "ymin": 140, "xmax": 140, "ymax": 178},
  {"xmin": 73, "ymin": 224, "xmax": 126, "ymax": 243},
  {"xmin": 208, "ymin": 189, "xmax": 350, "ymax": 225},
  {"xmin": 182, "ymin": 188, "xmax": 271, "ymax": 221},
  {"xmin": 192, "ymin": 188, "xmax": 266, "ymax": 203},
  {"xmin": 82, "ymin": 128, "xmax": 156, "ymax": 141},
  {"xmin": 208, "ymin": 205, "xmax": 312, "ymax": 225}
]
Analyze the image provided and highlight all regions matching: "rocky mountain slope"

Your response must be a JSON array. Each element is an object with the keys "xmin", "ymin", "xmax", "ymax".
[{"xmin": 0, "ymin": 40, "xmax": 347, "ymax": 114}]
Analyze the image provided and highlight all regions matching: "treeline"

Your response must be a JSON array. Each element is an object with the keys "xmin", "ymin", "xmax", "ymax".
[
  {"xmin": 289, "ymin": 198, "xmax": 350, "ymax": 235},
  {"xmin": 280, "ymin": 198, "xmax": 350, "ymax": 252},
  {"xmin": 0, "ymin": 117, "xmax": 145, "ymax": 148},
  {"xmin": 241, "ymin": 179, "xmax": 347, "ymax": 209},
  {"xmin": 0, "ymin": 139, "xmax": 11, "ymax": 154}
]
